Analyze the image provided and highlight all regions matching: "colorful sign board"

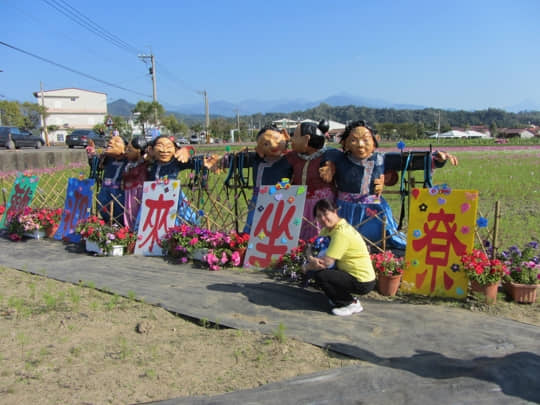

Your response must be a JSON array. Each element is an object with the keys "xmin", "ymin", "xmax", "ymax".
[
  {"xmin": 243, "ymin": 182, "xmax": 307, "ymax": 269},
  {"xmin": 402, "ymin": 187, "xmax": 478, "ymax": 298},
  {"xmin": 135, "ymin": 180, "xmax": 181, "ymax": 256},
  {"xmin": 55, "ymin": 178, "xmax": 95, "ymax": 242},
  {"xmin": 0, "ymin": 174, "xmax": 39, "ymax": 228}
]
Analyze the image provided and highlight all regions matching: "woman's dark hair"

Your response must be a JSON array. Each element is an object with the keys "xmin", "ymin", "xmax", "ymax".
[
  {"xmin": 256, "ymin": 124, "xmax": 281, "ymax": 139},
  {"xmin": 130, "ymin": 135, "xmax": 147, "ymax": 153},
  {"xmin": 313, "ymin": 198, "xmax": 339, "ymax": 218},
  {"xmin": 340, "ymin": 120, "xmax": 378, "ymax": 148},
  {"xmin": 300, "ymin": 119, "xmax": 330, "ymax": 150}
]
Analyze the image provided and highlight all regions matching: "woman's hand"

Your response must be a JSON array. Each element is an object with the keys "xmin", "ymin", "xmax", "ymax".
[{"xmin": 304, "ymin": 254, "xmax": 335, "ymax": 272}]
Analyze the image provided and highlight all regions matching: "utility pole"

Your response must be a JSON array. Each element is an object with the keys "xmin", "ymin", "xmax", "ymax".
[
  {"xmin": 233, "ymin": 108, "xmax": 241, "ymax": 142},
  {"xmin": 138, "ymin": 53, "xmax": 158, "ymax": 124},
  {"xmin": 40, "ymin": 81, "xmax": 50, "ymax": 146},
  {"xmin": 197, "ymin": 90, "xmax": 210, "ymax": 143},
  {"xmin": 437, "ymin": 110, "xmax": 441, "ymax": 143}
]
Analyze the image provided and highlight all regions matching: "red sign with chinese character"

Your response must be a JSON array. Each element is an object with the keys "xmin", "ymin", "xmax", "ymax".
[
  {"xmin": 243, "ymin": 184, "xmax": 306, "ymax": 269},
  {"xmin": 135, "ymin": 180, "xmax": 181, "ymax": 256},
  {"xmin": 403, "ymin": 187, "xmax": 478, "ymax": 298}
]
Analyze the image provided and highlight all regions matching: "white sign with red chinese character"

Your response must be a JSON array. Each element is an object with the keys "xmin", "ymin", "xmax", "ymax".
[
  {"xmin": 244, "ymin": 183, "xmax": 307, "ymax": 269},
  {"xmin": 135, "ymin": 180, "xmax": 181, "ymax": 256},
  {"xmin": 402, "ymin": 187, "xmax": 478, "ymax": 298}
]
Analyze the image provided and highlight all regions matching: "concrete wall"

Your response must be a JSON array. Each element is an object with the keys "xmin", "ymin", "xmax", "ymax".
[{"xmin": 0, "ymin": 149, "xmax": 87, "ymax": 173}]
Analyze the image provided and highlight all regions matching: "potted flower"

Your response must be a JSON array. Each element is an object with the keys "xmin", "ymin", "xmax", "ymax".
[
  {"xmin": 460, "ymin": 248, "xmax": 508, "ymax": 304},
  {"xmin": 16, "ymin": 207, "xmax": 46, "ymax": 239},
  {"xmin": 76, "ymin": 216, "xmax": 112, "ymax": 255},
  {"xmin": 113, "ymin": 226, "xmax": 138, "ymax": 254},
  {"xmin": 0, "ymin": 204, "xmax": 5, "ymax": 224},
  {"xmin": 371, "ymin": 250, "xmax": 406, "ymax": 296},
  {"xmin": 5, "ymin": 214, "xmax": 26, "ymax": 241},
  {"xmin": 274, "ymin": 239, "xmax": 308, "ymax": 282},
  {"xmin": 499, "ymin": 242, "xmax": 540, "ymax": 303},
  {"xmin": 200, "ymin": 230, "xmax": 246, "ymax": 270},
  {"xmin": 36, "ymin": 207, "xmax": 63, "ymax": 238},
  {"xmin": 159, "ymin": 225, "xmax": 211, "ymax": 262}
]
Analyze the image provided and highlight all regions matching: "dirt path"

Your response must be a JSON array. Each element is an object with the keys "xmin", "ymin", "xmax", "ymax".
[{"xmin": 0, "ymin": 266, "xmax": 362, "ymax": 405}]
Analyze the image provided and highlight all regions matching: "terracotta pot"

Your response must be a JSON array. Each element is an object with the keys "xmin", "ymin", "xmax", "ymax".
[
  {"xmin": 126, "ymin": 241, "xmax": 135, "ymax": 255},
  {"xmin": 377, "ymin": 274, "xmax": 402, "ymax": 296},
  {"xmin": 470, "ymin": 280, "xmax": 499, "ymax": 304},
  {"xmin": 510, "ymin": 282, "xmax": 538, "ymax": 304},
  {"xmin": 237, "ymin": 247, "xmax": 247, "ymax": 266},
  {"xmin": 45, "ymin": 224, "xmax": 59, "ymax": 238}
]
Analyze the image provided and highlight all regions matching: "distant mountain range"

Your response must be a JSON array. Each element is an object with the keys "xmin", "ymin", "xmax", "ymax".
[{"xmin": 107, "ymin": 93, "xmax": 540, "ymax": 118}]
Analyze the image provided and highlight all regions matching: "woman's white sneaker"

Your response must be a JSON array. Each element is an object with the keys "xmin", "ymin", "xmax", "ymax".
[{"xmin": 331, "ymin": 299, "xmax": 363, "ymax": 316}]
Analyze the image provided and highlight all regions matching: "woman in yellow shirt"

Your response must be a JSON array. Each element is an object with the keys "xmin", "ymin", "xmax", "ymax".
[{"xmin": 303, "ymin": 198, "xmax": 376, "ymax": 316}]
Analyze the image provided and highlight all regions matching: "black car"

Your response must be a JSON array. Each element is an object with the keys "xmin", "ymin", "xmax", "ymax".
[
  {"xmin": 0, "ymin": 126, "xmax": 45, "ymax": 149},
  {"xmin": 65, "ymin": 129, "xmax": 108, "ymax": 148}
]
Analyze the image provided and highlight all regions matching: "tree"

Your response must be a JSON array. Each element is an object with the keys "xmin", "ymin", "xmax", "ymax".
[
  {"xmin": 162, "ymin": 114, "xmax": 188, "ymax": 136},
  {"xmin": 190, "ymin": 123, "xmax": 203, "ymax": 133},
  {"xmin": 0, "ymin": 100, "xmax": 43, "ymax": 128},
  {"xmin": 209, "ymin": 117, "xmax": 233, "ymax": 141},
  {"xmin": 132, "ymin": 100, "xmax": 164, "ymax": 136},
  {"xmin": 489, "ymin": 121, "xmax": 498, "ymax": 138}
]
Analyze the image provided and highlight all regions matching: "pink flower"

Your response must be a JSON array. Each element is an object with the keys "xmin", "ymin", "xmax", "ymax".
[
  {"xmin": 231, "ymin": 251, "xmax": 241, "ymax": 266},
  {"xmin": 206, "ymin": 252, "xmax": 218, "ymax": 265},
  {"xmin": 220, "ymin": 251, "xmax": 228, "ymax": 264}
]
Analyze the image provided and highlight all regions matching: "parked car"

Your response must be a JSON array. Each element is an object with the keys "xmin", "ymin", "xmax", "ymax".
[
  {"xmin": 176, "ymin": 137, "xmax": 189, "ymax": 144},
  {"xmin": 0, "ymin": 126, "xmax": 45, "ymax": 149},
  {"xmin": 189, "ymin": 133, "xmax": 201, "ymax": 144},
  {"xmin": 65, "ymin": 129, "xmax": 108, "ymax": 148}
]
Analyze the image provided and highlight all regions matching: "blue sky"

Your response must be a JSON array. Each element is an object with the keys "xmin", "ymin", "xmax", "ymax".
[{"xmin": 2, "ymin": 0, "xmax": 539, "ymax": 112}]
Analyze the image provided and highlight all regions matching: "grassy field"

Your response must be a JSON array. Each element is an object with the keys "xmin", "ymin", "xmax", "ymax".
[{"xmin": 417, "ymin": 148, "xmax": 539, "ymax": 249}]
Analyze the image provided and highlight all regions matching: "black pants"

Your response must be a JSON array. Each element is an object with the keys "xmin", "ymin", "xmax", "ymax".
[{"xmin": 314, "ymin": 269, "xmax": 376, "ymax": 307}]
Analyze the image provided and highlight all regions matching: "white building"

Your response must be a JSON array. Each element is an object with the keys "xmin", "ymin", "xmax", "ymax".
[
  {"xmin": 430, "ymin": 130, "xmax": 490, "ymax": 139},
  {"xmin": 33, "ymin": 88, "xmax": 107, "ymax": 143}
]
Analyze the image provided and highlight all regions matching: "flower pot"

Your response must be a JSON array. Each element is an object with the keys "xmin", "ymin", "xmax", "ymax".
[
  {"xmin": 45, "ymin": 224, "xmax": 59, "ymax": 238},
  {"xmin": 23, "ymin": 229, "xmax": 46, "ymax": 240},
  {"xmin": 510, "ymin": 282, "xmax": 538, "ymax": 304},
  {"xmin": 237, "ymin": 247, "xmax": 247, "ymax": 266},
  {"xmin": 126, "ymin": 241, "xmax": 135, "ymax": 255},
  {"xmin": 377, "ymin": 274, "xmax": 402, "ymax": 296},
  {"xmin": 85, "ymin": 239, "xmax": 104, "ymax": 255},
  {"xmin": 470, "ymin": 280, "xmax": 499, "ymax": 304},
  {"xmin": 167, "ymin": 244, "xmax": 182, "ymax": 258},
  {"xmin": 190, "ymin": 248, "xmax": 208, "ymax": 262},
  {"xmin": 110, "ymin": 245, "xmax": 124, "ymax": 257}
]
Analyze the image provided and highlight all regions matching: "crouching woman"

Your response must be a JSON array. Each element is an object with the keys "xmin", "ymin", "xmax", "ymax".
[{"xmin": 303, "ymin": 198, "xmax": 376, "ymax": 316}]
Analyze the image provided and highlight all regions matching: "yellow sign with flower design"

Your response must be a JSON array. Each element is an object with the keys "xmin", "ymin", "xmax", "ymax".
[{"xmin": 402, "ymin": 187, "xmax": 478, "ymax": 298}]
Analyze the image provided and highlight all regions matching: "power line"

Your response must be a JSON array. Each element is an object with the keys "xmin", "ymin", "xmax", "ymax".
[
  {"xmin": 39, "ymin": 0, "xmax": 202, "ymax": 101},
  {"xmin": 0, "ymin": 40, "xmax": 151, "ymax": 98},
  {"xmin": 156, "ymin": 61, "xmax": 200, "ymax": 95},
  {"xmin": 41, "ymin": 0, "xmax": 141, "ymax": 56}
]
